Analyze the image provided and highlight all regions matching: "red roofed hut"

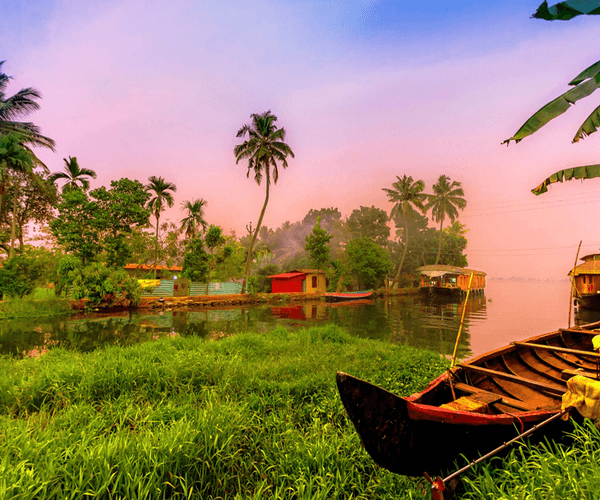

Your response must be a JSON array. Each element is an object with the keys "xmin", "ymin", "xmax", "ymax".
[{"xmin": 268, "ymin": 269, "xmax": 327, "ymax": 293}]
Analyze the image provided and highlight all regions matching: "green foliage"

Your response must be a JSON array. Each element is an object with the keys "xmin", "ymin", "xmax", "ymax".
[
  {"xmin": 181, "ymin": 237, "xmax": 209, "ymax": 282},
  {"xmin": 345, "ymin": 237, "xmax": 393, "ymax": 289},
  {"xmin": 327, "ymin": 259, "xmax": 351, "ymax": 292},
  {"xmin": 50, "ymin": 178, "xmax": 151, "ymax": 264},
  {"xmin": 69, "ymin": 263, "xmax": 142, "ymax": 307},
  {"xmin": 246, "ymin": 274, "xmax": 260, "ymax": 295},
  {"xmin": 255, "ymin": 263, "xmax": 280, "ymax": 293},
  {"xmin": 0, "ymin": 254, "xmax": 44, "ymax": 298},
  {"xmin": 305, "ymin": 217, "xmax": 333, "ymax": 272},
  {"xmin": 346, "ymin": 205, "xmax": 390, "ymax": 247},
  {"xmin": 55, "ymin": 254, "xmax": 82, "ymax": 296}
]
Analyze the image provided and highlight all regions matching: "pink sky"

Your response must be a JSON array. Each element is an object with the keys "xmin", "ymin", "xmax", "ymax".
[{"xmin": 4, "ymin": 0, "xmax": 600, "ymax": 280}]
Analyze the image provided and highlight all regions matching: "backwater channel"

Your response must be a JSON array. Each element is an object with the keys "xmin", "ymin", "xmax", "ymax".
[{"xmin": 2, "ymin": 279, "xmax": 592, "ymax": 360}]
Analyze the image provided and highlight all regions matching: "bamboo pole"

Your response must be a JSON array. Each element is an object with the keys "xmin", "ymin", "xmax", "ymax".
[
  {"xmin": 569, "ymin": 241, "xmax": 582, "ymax": 329},
  {"xmin": 451, "ymin": 272, "xmax": 474, "ymax": 368}
]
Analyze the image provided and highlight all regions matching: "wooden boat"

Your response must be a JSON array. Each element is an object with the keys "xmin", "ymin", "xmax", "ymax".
[
  {"xmin": 418, "ymin": 265, "xmax": 486, "ymax": 299},
  {"xmin": 324, "ymin": 290, "xmax": 373, "ymax": 302},
  {"xmin": 337, "ymin": 321, "xmax": 600, "ymax": 477},
  {"xmin": 571, "ymin": 253, "xmax": 600, "ymax": 310}
]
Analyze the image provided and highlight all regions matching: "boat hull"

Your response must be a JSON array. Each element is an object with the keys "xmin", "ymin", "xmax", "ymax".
[
  {"xmin": 576, "ymin": 293, "xmax": 600, "ymax": 310},
  {"xmin": 337, "ymin": 371, "xmax": 560, "ymax": 476},
  {"xmin": 324, "ymin": 291, "xmax": 373, "ymax": 302}
]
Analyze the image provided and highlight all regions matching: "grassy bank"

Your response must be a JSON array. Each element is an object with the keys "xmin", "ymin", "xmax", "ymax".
[
  {"xmin": 0, "ymin": 325, "xmax": 448, "ymax": 499},
  {"xmin": 0, "ymin": 293, "xmax": 71, "ymax": 320}
]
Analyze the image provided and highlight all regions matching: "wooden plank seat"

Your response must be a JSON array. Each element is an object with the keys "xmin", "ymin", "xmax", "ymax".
[
  {"xmin": 561, "ymin": 368, "xmax": 600, "ymax": 381},
  {"xmin": 452, "ymin": 382, "xmax": 537, "ymax": 411}
]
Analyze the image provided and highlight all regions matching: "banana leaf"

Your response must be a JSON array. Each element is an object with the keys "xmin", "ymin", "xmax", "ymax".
[
  {"xmin": 532, "ymin": 164, "xmax": 600, "ymax": 195},
  {"xmin": 573, "ymin": 103, "xmax": 600, "ymax": 142},
  {"xmin": 533, "ymin": 0, "xmax": 600, "ymax": 20},
  {"xmin": 503, "ymin": 75, "xmax": 600, "ymax": 144}
]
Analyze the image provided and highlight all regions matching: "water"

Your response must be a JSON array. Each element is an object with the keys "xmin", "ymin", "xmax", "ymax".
[{"xmin": 1, "ymin": 280, "xmax": 578, "ymax": 359}]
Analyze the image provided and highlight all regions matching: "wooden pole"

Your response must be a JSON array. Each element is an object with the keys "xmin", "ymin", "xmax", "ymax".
[
  {"xmin": 569, "ymin": 241, "xmax": 582, "ymax": 329},
  {"xmin": 451, "ymin": 272, "xmax": 474, "ymax": 368}
]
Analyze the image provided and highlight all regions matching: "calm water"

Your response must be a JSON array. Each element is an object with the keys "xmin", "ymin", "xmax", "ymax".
[{"xmin": 1, "ymin": 280, "xmax": 582, "ymax": 360}]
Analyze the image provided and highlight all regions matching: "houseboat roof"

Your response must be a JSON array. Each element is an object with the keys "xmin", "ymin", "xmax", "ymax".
[
  {"xmin": 417, "ymin": 265, "xmax": 486, "ymax": 277},
  {"xmin": 570, "ymin": 259, "xmax": 600, "ymax": 277},
  {"xmin": 580, "ymin": 254, "xmax": 600, "ymax": 263}
]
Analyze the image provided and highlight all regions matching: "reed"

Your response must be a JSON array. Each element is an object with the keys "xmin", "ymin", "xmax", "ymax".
[{"xmin": 0, "ymin": 324, "xmax": 446, "ymax": 499}]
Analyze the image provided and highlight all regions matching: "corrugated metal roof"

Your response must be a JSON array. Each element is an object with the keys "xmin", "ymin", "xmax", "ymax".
[
  {"xmin": 570, "ymin": 260, "xmax": 600, "ymax": 276},
  {"xmin": 417, "ymin": 265, "xmax": 486, "ymax": 276},
  {"xmin": 268, "ymin": 272, "xmax": 306, "ymax": 279}
]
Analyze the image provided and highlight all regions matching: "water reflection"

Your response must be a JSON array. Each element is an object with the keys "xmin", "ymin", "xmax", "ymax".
[{"xmin": 0, "ymin": 294, "xmax": 484, "ymax": 359}]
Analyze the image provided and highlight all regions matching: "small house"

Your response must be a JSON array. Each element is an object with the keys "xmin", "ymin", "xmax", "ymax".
[{"xmin": 268, "ymin": 269, "xmax": 328, "ymax": 293}]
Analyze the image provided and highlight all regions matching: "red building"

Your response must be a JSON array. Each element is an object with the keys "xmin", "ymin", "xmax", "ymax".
[{"xmin": 268, "ymin": 269, "xmax": 327, "ymax": 293}]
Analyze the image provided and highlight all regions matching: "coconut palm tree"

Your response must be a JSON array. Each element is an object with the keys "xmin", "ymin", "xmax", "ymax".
[
  {"xmin": 382, "ymin": 175, "xmax": 427, "ymax": 286},
  {"xmin": 425, "ymin": 175, "xmax": 467, "ymax": 265},
  {"xmin": 0, "ymin": 61, "xmax": 55, "ymax": 151},
  {"xmin": 0, "ymin": 134, "xmax": 36, "ymax": 257},
  {"xmin": 234, "ymin": 110, "xmax": 294, "ymax": 293},
  {"xmin": 49, "ymin": 157, "xmax": 97, "ymax": 193},
  {"xmin": 146, "ymin": 176, "xmax": 177, "ymax": 277},
  {"xmin": 179, "ymin": 198, "xmax": 208, "ymax": 239}
]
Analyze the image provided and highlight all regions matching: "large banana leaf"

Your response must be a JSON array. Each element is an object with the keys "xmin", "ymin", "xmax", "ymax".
[
  {"xmin": 503, "ymin": 73, "xmax": 600, "ymax": 144},
  {"xmin": 533, "ymin": 0, "xmax": 600, "ymax": 20},
  {"xmin": 532, "ymin": 164, "xmax": 600, "ymax": 195},
  {"xmin": 573, "ymin": 103, "xmax": 600, "ymax": 142}
]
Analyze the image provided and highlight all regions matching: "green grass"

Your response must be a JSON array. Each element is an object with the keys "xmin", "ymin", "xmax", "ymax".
[
  {"xmin": 0, "ymin": 324, "xmax": 448, "ymax": 499},
  {"xmin": 0, "ymin": 292, "xmax": 71, "ymax": 320}
]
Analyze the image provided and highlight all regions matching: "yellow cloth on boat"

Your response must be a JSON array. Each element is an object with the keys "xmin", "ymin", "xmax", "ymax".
[
  {"xmin": 562, "ymin": 375, "xmax": 600, "ymax": 419},
  {"xmin": 592, "ymin": 335, "xmax": 600, "ymax": 351}
]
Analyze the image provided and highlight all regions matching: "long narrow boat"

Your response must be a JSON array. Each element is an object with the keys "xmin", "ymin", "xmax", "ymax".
[
  {"xmin": 337, "ymin": 321, "xmax": 600, "ymax": 477},
  {"xmin": 324, "ymin": 290, "xmax": 373, "ymax": 302}
]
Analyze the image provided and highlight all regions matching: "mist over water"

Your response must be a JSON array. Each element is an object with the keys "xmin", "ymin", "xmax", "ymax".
[{"xmin": 0, "ymin": 280, "xmax": 576, "ymax": 359}]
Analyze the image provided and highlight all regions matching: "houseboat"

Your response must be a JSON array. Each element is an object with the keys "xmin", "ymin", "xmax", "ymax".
[
  {"xmin": 417, "ymin": 265, "xmax": 486, "ymax": 298},
  {"xmin": 570, "ymin": 253, "xmax": 600, "ymax": 310}
]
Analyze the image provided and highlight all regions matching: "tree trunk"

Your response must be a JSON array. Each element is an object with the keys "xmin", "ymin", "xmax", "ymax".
[
  {"xmin": 9, "ymin": 186, "xmax": 18, "ymax": 259},
  {"xmin": 394, "ymin": 212, "xmax": 409, "ymax": 287},
  {"xmin": 154, "ymin": 213, "xmax": 160, "ymax": 278},
  {"xmin": 241, "ymin": 166, "xmax": 270, "ymax": 294},
  {"xmin": 435, "ymin": 216, "xmax": 444, "ymax": 265}
]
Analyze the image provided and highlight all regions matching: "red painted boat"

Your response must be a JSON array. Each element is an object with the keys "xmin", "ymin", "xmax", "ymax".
[
  {"xmin": 337, "ymin": 321, "xmax": 600, "ymax": 476},
  {"xmin": 324, "ymin": 290, "xmax": 373, "ymax": 302}
]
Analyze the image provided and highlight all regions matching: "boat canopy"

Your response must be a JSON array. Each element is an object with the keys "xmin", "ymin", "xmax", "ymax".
[{"xmin": 417, "ymin": 265, "xmax": 486, "ymax": 278}]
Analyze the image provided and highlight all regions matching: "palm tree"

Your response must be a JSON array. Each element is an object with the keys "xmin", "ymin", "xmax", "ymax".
[
  {"xmin": 425, "ymin": 175, "xmax": 467, "ymax": 265},
  {"xmin": 234, "ymin": 110, "xmax": 294, "ymax": 293},
  {"xmin": 0, "ymin": 134, "xmax": 36, "ymax": 257},
  {"xmin": 146, "ymin": 176, "xmax": 177, "ymax": 277},
  {"xmin": 382, "ymin": 175, "xmax": 427, "ymax": 286},
  {"xmin": 49, "ymin": 157, "xmax": 97, "ymax": 193},
  {"xmin": 0, "ymin": 61, "xmax": 55, "ymax": 151},
  {"xmin": 179, "ymin": 198, "xmax": 208, "ymax": 239}
]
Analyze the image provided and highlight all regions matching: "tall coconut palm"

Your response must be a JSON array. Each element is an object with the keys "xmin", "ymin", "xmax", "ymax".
[
  {"xmin": 49, "ymin": 157, "xmax": 97, "ymax": 193},
  {"xmin": 0, "ymin": 61, "xmax": 55, "ymax": 151},
  {"xmin": 383, "ymin": 175, "xmax": 427, "ymax": 286},
  {"xmin": 425, "ymin": 175, "xmax": 467, "ymax": 265},
  {"xmin": 179, "ymin": 198, "xmax": 208, "ymax": 239},
  {"xmin": 0, "ymin": 134, "xmax": 36, "ymax": 257},
  {"xmin": 234, "ymin": 110, "xmax": 294, "ymax": 293},
  {"xmin": 146, "ymin": 176, "xmax": 177, "ymax": 277}
]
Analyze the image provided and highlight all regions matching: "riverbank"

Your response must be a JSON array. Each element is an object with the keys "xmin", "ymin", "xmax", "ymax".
[{"xmin": 136, "ymin": 287, "xmax": 418, "ymax": 311}]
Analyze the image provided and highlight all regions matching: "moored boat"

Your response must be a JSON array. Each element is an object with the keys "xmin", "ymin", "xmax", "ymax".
[
  {"xmin": 324, "ymin": 290, "xmax": 373, "ymax": 302},
  {"xmin": 336, "ymin": 321, "xmax": 600, "ymax": 476},
  {"xmin": 571, "ymin": 253, "xmax": 600, "ymax": 310},
  {"xmin": 418, "ymin": 265, "xmax": 486, "ymax": 299}
]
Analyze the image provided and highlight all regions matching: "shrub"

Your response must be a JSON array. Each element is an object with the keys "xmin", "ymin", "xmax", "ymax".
[{"xmin": 0, "ymin": 255, "xmax": 44, "ymax": 298}]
